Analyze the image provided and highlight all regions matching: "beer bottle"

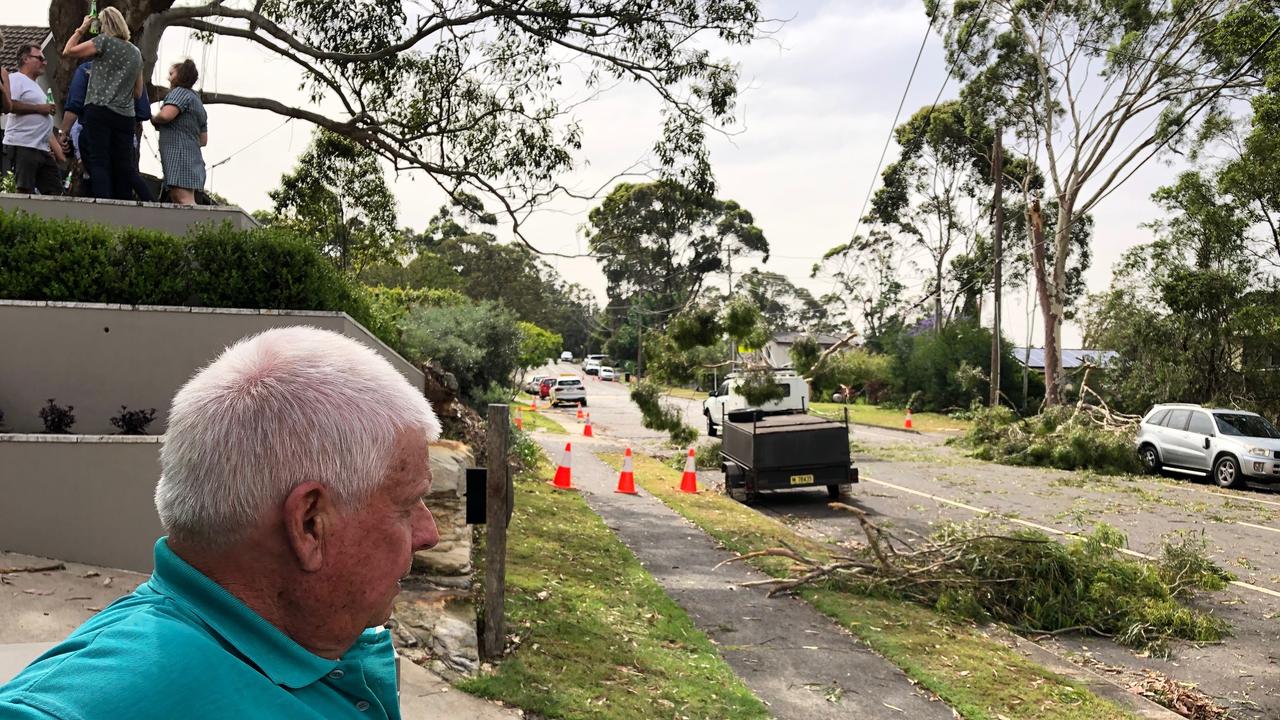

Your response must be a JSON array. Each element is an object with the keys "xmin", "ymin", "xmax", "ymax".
[{"xmin": 89, "ymin": 1, "xmax": 100, "ymax": 35}]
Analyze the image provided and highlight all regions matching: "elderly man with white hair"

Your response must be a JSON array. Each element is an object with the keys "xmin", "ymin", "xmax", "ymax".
[{"xmin": 0, "ymin": 327, "xmax": 441, "ymax": 719}]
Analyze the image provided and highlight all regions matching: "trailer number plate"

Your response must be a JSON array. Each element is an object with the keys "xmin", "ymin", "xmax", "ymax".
[{"xmin": 789, "ymin": 474, "xmax": 814, "ymax": 486}]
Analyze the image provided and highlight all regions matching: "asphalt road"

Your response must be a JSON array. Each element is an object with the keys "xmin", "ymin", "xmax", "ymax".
[{"xmin": 534, "ymin": 361, "xmax": 1280, "ymax": 719}]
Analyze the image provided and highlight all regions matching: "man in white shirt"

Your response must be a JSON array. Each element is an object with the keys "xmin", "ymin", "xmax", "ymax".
[{"xmin": 3, "ymin": 43, "xmax": 65, "ymax": 194}]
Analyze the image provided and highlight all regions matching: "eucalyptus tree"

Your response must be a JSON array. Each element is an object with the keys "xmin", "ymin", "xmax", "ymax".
[
  {"xmin": 48, "ymin": 0, "xmax": 765, "ymax": 247},
  {"xmin": 586, "ymin": 180, "xmax": 768, "ymax": 321},
  {"xmin": 930, "ymin": 0, "xmax": 1266, "ymax": 404}
]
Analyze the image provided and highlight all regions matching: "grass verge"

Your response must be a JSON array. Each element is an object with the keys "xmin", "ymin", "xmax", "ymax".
[
  {"xmin": 603, "ymin": 452, "xmax": 1138, "ymax": 720},
  {"xmin": 458, "ymin": 460, "xmax": 769, "ymax": 719},
  {"xmin": 810, "ymin": 401, "xmax": 972, "ymax": 434}
]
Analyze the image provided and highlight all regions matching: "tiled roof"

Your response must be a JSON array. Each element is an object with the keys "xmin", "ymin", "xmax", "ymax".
[{"xmin": 0, "ymin": 25, "xmax": 51, "ymax": 69}]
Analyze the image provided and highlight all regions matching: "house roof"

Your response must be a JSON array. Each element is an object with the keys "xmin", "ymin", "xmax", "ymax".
[
  {"xmin": 1012, "ymin": 347, "xmax": 1118, "ymax": 370},
  {"xmin": 1, "ymin": 26, "xmax": 51, "ymax": 69},
  {"xmin": 771, "ymin": 331, "xmax": 843, "ymax": 347}
]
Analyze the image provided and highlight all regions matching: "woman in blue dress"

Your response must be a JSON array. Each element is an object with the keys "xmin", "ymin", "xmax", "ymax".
[{"xmin": 152, "ymin": 59, "xmax": 207, "ymax": 205}]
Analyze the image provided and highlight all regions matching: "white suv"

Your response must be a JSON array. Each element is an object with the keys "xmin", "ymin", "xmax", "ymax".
[
  {"xmin": 703, "ymin": 372, "xmax": 810, "ymax": 437},
  {"xmin": 1136, "ymin": 403, "xmax": 1280, "ymax": 488},
  {"xmin": 549, "ymin": 377, "xmax": 587, "ymax": 407}
]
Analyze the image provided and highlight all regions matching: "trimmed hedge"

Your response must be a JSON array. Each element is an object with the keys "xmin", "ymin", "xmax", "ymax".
[{"xmin": 0, "ymin": 210, "xmax": 396, "ymax": 350}]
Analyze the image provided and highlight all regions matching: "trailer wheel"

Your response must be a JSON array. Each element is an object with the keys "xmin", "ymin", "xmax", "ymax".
[{"xmin": 827, "ymin": 484, "xmax": 850, "ymax": 500}]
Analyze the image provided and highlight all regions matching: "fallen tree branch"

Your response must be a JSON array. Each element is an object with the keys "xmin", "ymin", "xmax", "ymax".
[{"xmin": 0, "ymin": 563, "xmax": 66, "ymax": 574}]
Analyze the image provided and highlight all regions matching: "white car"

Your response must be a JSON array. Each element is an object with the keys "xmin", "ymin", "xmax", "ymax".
[
  {"xmin": 599, "ymin": 366, "xmax": 615, "ymax": 381},
  {"xmin": 523, "ymin": 375, "xmax": 549, "ymax": 395},
  {"xmin": 560, "ymin": 351, "xmax": 573, "ymax": 362},
  {"xmin": 550, "ymin": 377, "xmax": 587, "ymax": 407},
  {"xmin": 703, "ymin": 371, "xmax": 810, "ymax": 437}
]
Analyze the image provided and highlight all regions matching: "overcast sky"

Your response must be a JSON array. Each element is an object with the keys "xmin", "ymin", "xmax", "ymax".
[{"xmin": 17, "ymin": 0, "xmax": 1196, "ymax": 348}]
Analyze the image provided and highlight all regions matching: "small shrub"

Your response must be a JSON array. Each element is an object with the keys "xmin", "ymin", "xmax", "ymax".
[
  {"xmin": 109, "ymin": 406, "xmax": 157, "ymax": 435},
  {"xmin": 509, "ymin": 425, "xmax": 543, "ymax": 474},
  {"xmin": 667, "ymin": 440, "xmax": 722, "ymax": 471},
  {"xmin": 40, "ymin": 399, "xmax": 76, "ymax": 434}
]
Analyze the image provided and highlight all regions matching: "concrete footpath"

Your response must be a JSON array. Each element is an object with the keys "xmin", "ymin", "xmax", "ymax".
[{"xmin": 535, "ymin": 436, "xmax": 951, "ymax": 719}]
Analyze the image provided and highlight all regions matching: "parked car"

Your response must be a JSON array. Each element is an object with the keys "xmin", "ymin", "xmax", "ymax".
[
  {"xmin": 703, "ymin": 371, "xmax": 811, "ymax": 437},
  {"xmin": 538, "ymin": 377, "xmax": 557, "ymax": 399},
  {"xmin": 524, "ymin": 375, "xmax": 549, "ymax": 395},
  {"xmin": 1136, "ymin": 403, "xmax": 1280, "ymax": 488},
  {"xmin": 560, "ymin": 351, "xmax": 574, "ymax": 362},
  {"xmin": 599, "ymin": 366, "xmax": 615, "ymax": 381},
  {"xmin": 550, "ymin": 377, "xmax": 587, "ymax": 407},
  {"xmin": 583, "ymin": 354, "xmax": 607, "ymax": 376}
]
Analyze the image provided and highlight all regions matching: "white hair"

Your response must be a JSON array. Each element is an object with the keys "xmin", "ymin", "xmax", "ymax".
[{"xmin": 156, "ymin": 326, "xmax": 440, "ymax": 549}]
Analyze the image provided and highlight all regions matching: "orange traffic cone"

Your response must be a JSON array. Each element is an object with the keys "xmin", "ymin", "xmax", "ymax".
[
  {"xmin": 515, "ymin": 411, "xmax": 523, "ymax": 431},
  {"xmin": 530, "ymin": 396, "xmax": 539, "ymax": 412},
  {"xmin": 583, "ymin": 413, "xmax": 594, "ymax": 438},
  {"xmin": 904, "ymin": 408, "xmax": 913, "ymax": 430},
  {"xmin": 576, "ymin": 408, "xmax": 584, "ymax": 423},
  {"xmin": 616, "ymin": 448, "xmax": 638, "ymax": 495},
  {"xmin": 550, "ymin": 442, "xmax": 573, "ymax": 490},
  {"xmin": 679, "ymin": 447, "xmax": 698, "ymax": 493}
]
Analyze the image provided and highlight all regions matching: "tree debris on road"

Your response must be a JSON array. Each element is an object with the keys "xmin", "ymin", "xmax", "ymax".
[{"xmin": 718, "ymin": 503, "xmax": 1232, "ymax": 654}]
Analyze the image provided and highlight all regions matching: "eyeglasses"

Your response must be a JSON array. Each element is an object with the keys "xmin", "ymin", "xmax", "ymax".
[{"xmin": 25, "ymin": 55, "xmax": 46, "ymax": 63}]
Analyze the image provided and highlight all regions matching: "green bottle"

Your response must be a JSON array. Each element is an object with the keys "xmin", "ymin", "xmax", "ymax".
[
  {"xmin": 89, "ymin": 0, "xmax": 100, "ymax": 35},
  {"xmin": 45, "ymin": 87, "xmax": 55, "ymax": 105}
]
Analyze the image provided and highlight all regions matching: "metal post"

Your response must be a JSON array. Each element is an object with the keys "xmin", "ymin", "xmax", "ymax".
[
  {"xmin": 481, "ymin": 404, "xmax": 510, "ymax": 660},
  {"xmin": 989, "ymin": 127, "xmax": 1004, "ymax": 407}
]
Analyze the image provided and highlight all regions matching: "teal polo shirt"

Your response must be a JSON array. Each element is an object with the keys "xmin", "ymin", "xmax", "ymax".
[{"xmin": 0, "ymin": 539, "xmax": 402, "ymax": 719}]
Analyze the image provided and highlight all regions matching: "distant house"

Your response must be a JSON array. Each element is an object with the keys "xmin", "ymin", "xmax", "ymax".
[
  {"xmin": 760, "ymin": 331, "xmax": 846, "ymax": 369},
  {"xmin": 1011, "ymin": 347, "xmax": 1119, "ymax": 371}
]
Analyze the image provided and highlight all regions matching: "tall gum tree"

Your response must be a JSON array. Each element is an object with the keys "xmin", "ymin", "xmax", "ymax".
[
  {"xmin": 930, "ymin": 0, "xmax": 1265, "ymax": 404},
  {"xmin": 48, "ymin": 0, "xmax": 766, "ymax": 249}
]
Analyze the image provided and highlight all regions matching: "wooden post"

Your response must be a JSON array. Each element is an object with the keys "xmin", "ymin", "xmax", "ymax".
[
  {"xmin": 481, "ymin": 403, "xmax": 510, "ymax": 660},
  {"xmin": 989, "ymin": 127, "xmax": 1005, "ymax": 407}
]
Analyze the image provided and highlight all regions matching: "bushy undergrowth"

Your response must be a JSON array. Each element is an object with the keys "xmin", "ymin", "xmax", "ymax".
[
  {"xmin": 667, "ymin": 440, "xmax": 722, "ymax": 471},
  {"xmin": 508, "ymin": 425, "xmax": 542, "ymax": 474},
  {"xmin": 961, "ymin": 405, "xmax": 1142, "ymax": 474},
  {"xmin": 920, "ymin": 524, "xmax": 1230, "ymax": 655}
]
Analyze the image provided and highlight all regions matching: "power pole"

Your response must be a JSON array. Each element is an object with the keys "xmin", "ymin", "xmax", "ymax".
[{"xmin": 988, "ymin": 127, "xmax": 1005, "ymax": 407}]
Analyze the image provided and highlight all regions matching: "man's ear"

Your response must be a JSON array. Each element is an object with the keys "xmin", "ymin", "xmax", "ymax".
[{"xmin": 283, "ymin": 482, "xmax": 334, "ymax": 573}]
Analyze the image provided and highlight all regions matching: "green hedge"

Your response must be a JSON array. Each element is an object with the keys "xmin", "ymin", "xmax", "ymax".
[{"xmin": 0, "ymin": 210, "xmax": 397, "ymax": 350}]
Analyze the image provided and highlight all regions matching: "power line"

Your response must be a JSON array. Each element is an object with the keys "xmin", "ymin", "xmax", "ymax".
[
  {"xmin": 829, "ymin": 6, "xmax": 939, "ymax": 295},
  {"xmin": 208, "ymin": 117, "xmax": 294, "ymax": 170},
  {"xmin": 830, "ymin": 0, "xmax": 992, "ymax": 301}
]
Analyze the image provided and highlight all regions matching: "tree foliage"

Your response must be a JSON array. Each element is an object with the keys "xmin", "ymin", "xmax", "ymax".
[
  {"xmin": 1085, "ymin": 169, "xmax": 1280, "ymax": 416},
  {"xmin": 398, "ymin": 299, "xmax": 524, "ymax": 407},
  {"xmin": 588, "ymin": 180, "xmax": 768, "ymax": 318},
  {"xmin": 267, "ymin": 130, "xmax": 401, "ymax": 273},
  {"xmin": 929, "ymin": 0, "xmax": 1260, "ymax": 404}
]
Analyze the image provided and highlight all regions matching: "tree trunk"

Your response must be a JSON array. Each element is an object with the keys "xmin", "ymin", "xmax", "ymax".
[
  {"xmin": 49, "ymin": 0, "xmax": 175, "ymax": 106},
  {"xmin": 1027, "ymin": 198, "xmax": 1061, "ymax": 406},
  {"xmin": 934, "ymin": 259, "xmax": 944, "ymax": 333}
]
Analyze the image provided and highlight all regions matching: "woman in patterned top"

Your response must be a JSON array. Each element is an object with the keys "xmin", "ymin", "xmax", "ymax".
[
  {"xmin": 152, "ymin": 59, "xmax": 207, "ymax": 205},
  {"xmin": 62, "ymin": 7, "xmax": 143, "ymax": 201}
]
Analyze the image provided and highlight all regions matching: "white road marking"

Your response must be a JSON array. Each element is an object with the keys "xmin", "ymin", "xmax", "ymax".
[
  {"xmin": 1235, "ymin": 520, "xmax": 1280, "ymax": 535},
  {"xmin": 862, "ymin": 475, "xmax": 1280, "ymax": 601}
]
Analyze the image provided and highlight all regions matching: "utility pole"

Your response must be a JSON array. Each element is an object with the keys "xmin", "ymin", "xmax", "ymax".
[
  {"xmin": 988, "ymin": 128, "xmax": 1004, "ymax": 408},
  {"xmin": 635, "ymin": 311, "xmax": 643, "ymax": 381}
]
